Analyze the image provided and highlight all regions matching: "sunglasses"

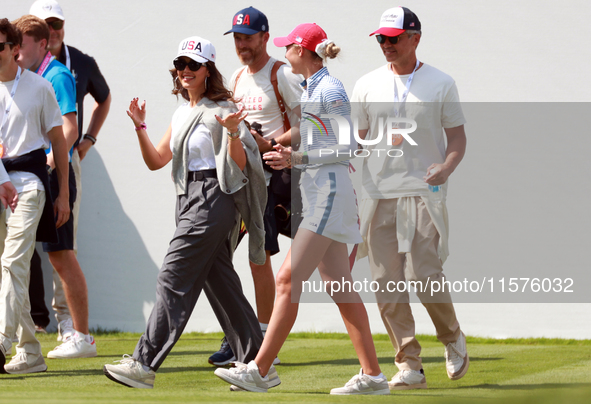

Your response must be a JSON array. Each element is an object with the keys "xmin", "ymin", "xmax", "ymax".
[
  {"xmin": 376, "ymin": 34, "xmax": 409, "ymax": 45},
  {"xmin": 0, "ymin": 42, "xmax": 13, "ymax": 52},
  {"xmin": 173, "ymin": 58, "xmax": 204, "ymax": 72},
  {"xmin": 46, "ymin": 20, "xmax": 64, "ymax": 30}
]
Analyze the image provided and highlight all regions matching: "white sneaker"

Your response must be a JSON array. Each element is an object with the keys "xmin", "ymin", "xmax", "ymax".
[
  {"xmin": 228, "ymin": 364, "xmax": 281, "ymax": 391},
  {"xmin": 103, "ymin": 355, "xmax": 155, "ymax": 389},
  {"xmin": 57, "ymin": 318, "xmax": 74, "ymax": 342},
  {"xmin": 389, "ymin": 369, "xmax": 427, "ymax": 390},
  {"xmin": 48, "ymin": 332, "xmax": 97, "ymax": 359},
  {"xmin": 4, "ymin": 352, "xmax": 47, "ymax": 374},
  {"xmin": 445, "ymin": 331, "xmax": 469, "ymax": 380},
  {"xmin": 330, "ymin": 369, "xmax": 390, "ymax": 395},
  {"xmin": 215, "ymin": 360, "xmax": 273, "ymax": 392}
]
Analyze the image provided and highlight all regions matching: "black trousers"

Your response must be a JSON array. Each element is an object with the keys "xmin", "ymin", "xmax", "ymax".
[{"xmin": 133, "ymin": 171, "xmax": 263, "ymax": 371}]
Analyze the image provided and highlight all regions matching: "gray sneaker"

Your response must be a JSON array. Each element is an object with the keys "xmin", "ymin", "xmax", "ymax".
[
  {"xmin": 445, "ymin": 331, "xmax": 469, "ymax": 380},
  {"xmin": 103, "ymin": 355, "xmax": 155, "ymax": 389},
  {"xmin": 215, "ymin": 360, "xmax": 273, "ymax": 393},
  {"xmin": 4, "ymin": 352, "xmax": 47, "ymax": 374},
  {"xmin": 228, "ymin": 364, "xmax": 281, "ymax": 391},
  {"xmin": 330, "ymin": 369, "xmax": 390, "ymax": 395}
]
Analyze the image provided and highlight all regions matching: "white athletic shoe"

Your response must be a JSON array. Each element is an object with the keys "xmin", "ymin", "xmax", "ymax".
[
  {"xmin": 388, "ymin": 369, "xmax": 428, "ymax": 390},
  {"xmin": 330, "ymin": 369, "xmax": 390, "ymax": 395},
  {"xmin": 445, "ymin": 331, "xmax": 469, "ymax": 380},
  {"xmin": 103, "ymin": 355, "xmax": 155, "ymax": 389},
  {"xmin": 48, "ymin": 332, "xmax": 97, "ymax": 359},
  {"xmin": 228, "ymin": 364, "xmax": 281, "ymax": 391},
  {"xmin": 57, "ymin": 318, "xmax": 74, "ymax": 342},
  {"xmin": 4, "ymin": 352, "xmax": 47, "ymax": 374},
  {"xmin": 215, "ymin": 360, "xmax": 274, "ymax": 393}
]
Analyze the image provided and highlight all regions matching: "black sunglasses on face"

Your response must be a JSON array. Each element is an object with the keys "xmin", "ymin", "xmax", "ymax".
[
  {"xmin": 376, "ymin": 34, "xmax": 408, "ymax": 45},
  {"xmin": 0, "ymin": 42, "xmax": 13, "ymax": 52},
  {"xmin": 46, "ymin": 20, "xmax": 64, "ymax": 30},
  {"xmin": 173, "ymin": 58, "xmax": 204, "ymax": 72}
]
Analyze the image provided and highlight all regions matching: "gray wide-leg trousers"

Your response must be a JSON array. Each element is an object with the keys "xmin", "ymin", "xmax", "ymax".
[{"xmin": 133, "ymin": 172, "xmax": 263, "ymax": 371}]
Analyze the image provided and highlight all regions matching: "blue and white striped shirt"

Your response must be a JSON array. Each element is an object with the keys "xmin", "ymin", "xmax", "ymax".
[{"xmin": 300, "ymin": 67, "xmax": 351, "ymax": 168}]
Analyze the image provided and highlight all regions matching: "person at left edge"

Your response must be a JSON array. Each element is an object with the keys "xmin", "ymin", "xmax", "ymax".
[
  {"xmin": 103, "ymin": 35, "xmax": 266, "ymax": 389},
  {"xmin": 0, "ymin": 18, "xmax": 70, "ymax": 374},
  {"xmin": 13, "ymin": 15, "xmax": 96, "ymax": 360},
  {"xmin": 29, "ymin": 0, "xmax": 111, "ymax": 342}
]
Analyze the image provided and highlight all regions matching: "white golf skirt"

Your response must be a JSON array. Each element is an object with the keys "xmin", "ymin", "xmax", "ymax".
[{"xmin": 299, "ymin": 164, "xmax": 362, "ymax": 244}]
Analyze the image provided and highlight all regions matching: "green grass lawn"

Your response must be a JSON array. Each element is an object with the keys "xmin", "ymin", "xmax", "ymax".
[{"xmin": 1, "ymin": 332, "xmax": 590, "ymax": 403}]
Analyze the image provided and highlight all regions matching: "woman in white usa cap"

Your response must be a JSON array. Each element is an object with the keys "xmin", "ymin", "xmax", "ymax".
[{"xmin": 103, "ymin": 36, "xmax": 267, "ymax": 389}]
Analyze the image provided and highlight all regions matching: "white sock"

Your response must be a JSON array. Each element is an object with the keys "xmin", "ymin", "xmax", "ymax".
[
  {"xmin": 259, "ymin": 323, "xmax": 268, "ymax": 337},
  {"xmin": 364, "ymin": 372, "xmax": 385, "ymax": 381},
  {"xmin": 73, "ymin": 330, "xmax": 93, "ymax": 344},
  {"xmin": 141, "ymin": 363, "xmax": 152, "ymax": 372}
]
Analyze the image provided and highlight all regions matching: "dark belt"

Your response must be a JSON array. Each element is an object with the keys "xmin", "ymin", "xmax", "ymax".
[{"xmin": 188, "ymin": 169, "xmax": 217, "ymax": 181}]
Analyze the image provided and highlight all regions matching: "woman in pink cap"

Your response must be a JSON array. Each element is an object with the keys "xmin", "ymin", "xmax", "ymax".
[{"xmin": 215, "ymin": 24, "xmax": 389, "ymax": 395}]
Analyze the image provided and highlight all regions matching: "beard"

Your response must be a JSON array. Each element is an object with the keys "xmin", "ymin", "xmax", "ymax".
[{"xmin": 236, "ymin": 41, "xmax": 264, "ymax": 66}]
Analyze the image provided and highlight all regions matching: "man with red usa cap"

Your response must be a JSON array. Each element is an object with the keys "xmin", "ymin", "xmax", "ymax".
[
  {"xmin": 351, "ymin": 6, "xmax": 469, "ymax": 390},
  {"xmin": 208, "ymin": 6, "xmax": 302, "ymax": 368}
]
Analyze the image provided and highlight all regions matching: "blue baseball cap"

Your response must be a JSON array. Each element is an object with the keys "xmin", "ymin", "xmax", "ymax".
[{"xmin": 224, "ymin": 6, "xmax": 269, "ymax": 35}]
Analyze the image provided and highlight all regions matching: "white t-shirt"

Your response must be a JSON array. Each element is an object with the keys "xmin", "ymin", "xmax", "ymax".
[
  {"xmin": 351, "ymin": 63, "xmax": 466, "ymax": 199},
  {"xmin": 169, "ymin": 103, "xmax": 216, "ymax": 171},
  {"xmin": 0, "ymin": 69, "xmax": 62, "ymax": 193},
  {"xmin": 0, "ymin": 162, "xmax": 9, "ymax": 185},
  {"xmin": 231, "ymin": 57, "xmax": 303, "ymax": 140}
]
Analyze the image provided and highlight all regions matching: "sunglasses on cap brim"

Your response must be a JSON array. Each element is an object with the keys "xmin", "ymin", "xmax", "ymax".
[{"xmin": 173, "ymin": 58, "xmax": 204, "ymax": 72}]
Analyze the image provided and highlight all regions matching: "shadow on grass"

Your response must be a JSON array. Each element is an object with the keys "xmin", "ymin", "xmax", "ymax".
[
  {"xmin": 157, "ymin": 366, "xmax": 214, "ymax": 373},
  {"xmin": 281, "ymin": 356, "xmax": 501, "ymax": 367},
  {"xmin": 166, "ymin": 350, "xmax": 214, "ymax": 356},
  {"xmin": 453, "ymin": 383, "xmax": 591, "ymax": 391},
  {"xmin": 2, "ymin": 368, "xmax": 104, "ymax": 379}
]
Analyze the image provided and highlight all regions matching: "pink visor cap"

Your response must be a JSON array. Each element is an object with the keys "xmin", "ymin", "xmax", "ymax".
[{"xmin": 273, "ymin": 23, "xmax": 328, "ymax": 53}]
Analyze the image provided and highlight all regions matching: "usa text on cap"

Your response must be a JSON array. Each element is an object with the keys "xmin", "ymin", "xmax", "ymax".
[
  {"xmin": 224, "ymin": 6, "xmax": 269, "ymax": 35},
  {"xmin": 175, "ymin": 36, "xmax": 216, "ymax": 64}
]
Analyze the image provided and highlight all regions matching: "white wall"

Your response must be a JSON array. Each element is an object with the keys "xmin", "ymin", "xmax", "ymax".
[{"xmin": 4, "ymin": 0, "xmax": 591, "ymax": 338}]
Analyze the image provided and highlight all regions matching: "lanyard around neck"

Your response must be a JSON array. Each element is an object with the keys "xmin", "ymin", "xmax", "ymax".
[
  {"xmin": 64, "ymin": 45, "xmax": 71, "ymax": 71},
  {"xmin": 1, "ymin": 66, "xmax": 23, "ymax": 137},
  {"xmin": 393, "ymin": 59, "xmax": 420, "ymax": 116},
  {"xmin": 36, "ymin": 52, "xmax": 55, "ymax": 77}
]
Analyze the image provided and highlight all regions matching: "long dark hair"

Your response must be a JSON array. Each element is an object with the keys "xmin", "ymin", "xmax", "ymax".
[{"xmin": 170, "ymin": 61, "xmax": 235, "ymax": 103}]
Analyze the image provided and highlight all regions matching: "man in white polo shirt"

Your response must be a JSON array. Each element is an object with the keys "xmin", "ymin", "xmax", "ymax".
[
  {"xmin": 0, "ymin": 18, "xmax": 70, "ymax": 374},
  {"xmin": 352, "ymin": 6, "xmax": 468, "ymax": 390}
]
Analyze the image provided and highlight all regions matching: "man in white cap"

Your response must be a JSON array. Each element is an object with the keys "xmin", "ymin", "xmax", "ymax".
[
  {"xmin": 0, "ymin": 18, "xmax": 70, "ymax": 374},
  {"xmin": 13, "ymin": 14, "xmax": 97, "ymax": 360},
  {"xmin": 208, "ymin": 6, "xmax": 302, "ymax": 367},
  {"xmin": 28, "ymin": 0, "xmax": 111, "ymax": 342},
  {"xmin": 351, "ymin": 6, "xmax": 469, "ymax": 390}
]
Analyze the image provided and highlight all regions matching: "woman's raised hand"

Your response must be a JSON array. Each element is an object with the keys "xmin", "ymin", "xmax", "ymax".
[
  {"xmin": 126, "ymin": 97, "xmax": 146, "ymax": 127},
  {"xmin": 215, "ymin": 105, "xmax": 248, "ymax": 133}
]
